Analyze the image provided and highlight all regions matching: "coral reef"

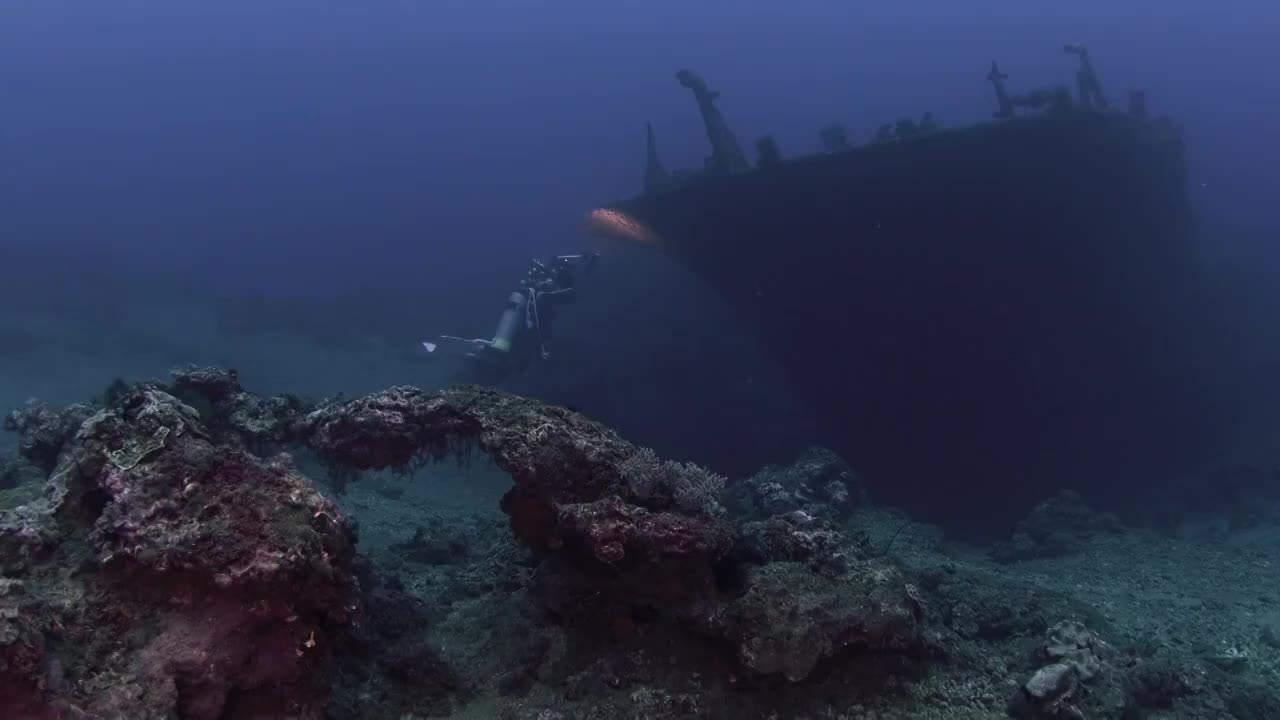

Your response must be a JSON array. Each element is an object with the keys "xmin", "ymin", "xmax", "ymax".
[
  {"xmin": 5, "ymin": 367, "xmax": 1280, "ymax": 718},
  {"xmin": 735, "ymin": 512, "xmax": 851, "ymax": 576},
  {"xmin": 727, "ymin": 447, "xmax": 867, "ymax": 577},
  {"xmin": 711, "ymin": 559, "xmax": 925, "ymax": 682},
  {"xmin": 300, "ymin": 385, "xmax": 735, "ymax": 613},
  {"xmin": 0, "ymin": 452, "xmax": 42, "ymax": 493},
  {"xmin": 4, "ymin": 400, "xmax": 93, "ymax": 472},
  {"xmin": 167, "ymin": 365, "xmax": 308, "ymax": 452},
  {"xmin": 0, "ymin": 371, "xmax": 940, "ymax": 716},
  {"xmin": 294, "ymin": 382, "xmax": 930, "ymax": 697},
  {"xmin": 0, "ymin": 385, "xmax": 359, "ymax": 718},
  {"xmin": 729, "ymin": 446, "xmax": 862, "ymax": 522}
]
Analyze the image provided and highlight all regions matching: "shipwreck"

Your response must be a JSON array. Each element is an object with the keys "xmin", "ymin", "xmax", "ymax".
[{"xmin": 589, "ymin": 46, "xmax": 1220, "ymax": 532}]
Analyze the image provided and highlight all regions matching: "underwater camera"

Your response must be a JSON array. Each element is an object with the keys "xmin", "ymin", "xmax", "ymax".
[{"xmin": 526, "ymin": 250, "xmax": 599, "ymax": 291}]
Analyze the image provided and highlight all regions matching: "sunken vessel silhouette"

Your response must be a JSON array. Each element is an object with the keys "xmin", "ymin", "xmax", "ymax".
[{"xmin": 594, "ymin": 46, "xmax": 1219, "ymax": 533}]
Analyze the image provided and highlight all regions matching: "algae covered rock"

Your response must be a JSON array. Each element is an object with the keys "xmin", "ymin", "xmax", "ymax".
[
  {"xmin": 4, "ymin": 399, "xmax": 93, "ymax": 472},
  {"xmin": 991, "ymin": 489, "xmax": 1124, "ymax": 563},
  {"xmin": 4, "ymin": 367, "xmax": 955, "ymax": 717},
  {"xmin": 86, "ymin": 388, "xmax": 355, "ymax": 596},
  {"xmin": 167, "ymin": 364, "xmax": 308, "ymax": 450},
  {"xmin": 0, "ymin": 576, "xmax": 49, "ymax": 719},
  {"xmin": 0, "ymin": 386, "xmax": 361, "ymax": 719},
  {"xmin": 736, "ymin": 511, "xmax": 852, "ymax": 576},
  {"xmin": 302, "ymin": 384, "xmax": 734, "ymax": 609},
  {"xmin": 709, "ymin": 559, "xmax": 924, "ymax": 682},
  {"xmin": 0, "ymin": 453, "xmax": 45, "ymax": 512},
  {"xmin": 1010, "ymin": 619, "xmax": 1126, "ymax": 719},
  {"xmin": 728, "ymin": 446, "xmax": 863, "ymax": 522}
]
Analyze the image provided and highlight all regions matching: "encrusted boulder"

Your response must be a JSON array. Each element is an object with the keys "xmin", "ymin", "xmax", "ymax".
[
  {"xmin": 168, "ymin": 365, "xmax": 308, "ymax": 450},
  {"xmin": 707, "ymin": 560, "xmax": 925, "ymax": 682},
  {"xmin": 302, "ymin": 385, "xmax": 932, "ymax": 688},
  {"xmin": 736, "ymin": 510, "xmax": 852, "ymax": 576},
  {"xmin": 0, "ymin": 387, "xmax": 360, "ymax": 719},
  {"xmin": 1044, "ymin": 620, "xmax": 1110, "ymax": 681},
  {"xmin": 0, "ymin": 577, "xmax": 50, "ymax": 719},
  {"xmin": 991, "ymin": 489, "xmax": 1124, "ymax": 563},
  {"xmin": 4, "ymin": 400, "xmax": 93, "ymax": 472},
  {"xmin": 1010, "ymin": 620, "xmax": 1125, "ymax": 719},
  {"xmin": 301, "ymin": 385, "xmax": 734, "ymax": 608},
  {"xmin": 84, "ymin": 390, "xmax": 354, "ymax": 596},
  {"xmin": 728, "ymin": 446, "xmax": 862, "ymax": 522},
  {"xmin": 0, "ymin": 452, "xmax": 43, "ymax": 495}
]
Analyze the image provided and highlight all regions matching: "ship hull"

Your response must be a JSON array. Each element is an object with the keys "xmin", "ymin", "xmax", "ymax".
[{"xmin": 616, "ymin": 113, "xmax": 1218, "ymax": 532}]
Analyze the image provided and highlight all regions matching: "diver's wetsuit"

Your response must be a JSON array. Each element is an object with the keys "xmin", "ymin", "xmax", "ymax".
[{"xmin": 460, "ymin": 255, "xmax": 587, "ymax": 385}]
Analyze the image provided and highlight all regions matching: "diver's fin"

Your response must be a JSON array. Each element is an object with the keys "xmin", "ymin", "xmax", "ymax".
[{"xmin": 429, "ymin": 335, "xmax": 492, "ymax": 359}]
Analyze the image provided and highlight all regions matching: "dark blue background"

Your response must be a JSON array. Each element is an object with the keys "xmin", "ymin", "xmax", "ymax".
[{"xmin": 1, "ymin": 2, "xmax": 1276, "ymax": 514}]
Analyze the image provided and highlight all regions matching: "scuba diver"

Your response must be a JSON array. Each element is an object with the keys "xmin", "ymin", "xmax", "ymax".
[{"xmin": 430, "ymin": 251, "xmax": 599, "ymax": 385}]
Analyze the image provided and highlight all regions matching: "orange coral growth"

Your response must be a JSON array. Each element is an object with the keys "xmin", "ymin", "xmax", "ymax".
[{"xmin": 584, "ymin": 208, "xmax": 662, "ymax": 248}]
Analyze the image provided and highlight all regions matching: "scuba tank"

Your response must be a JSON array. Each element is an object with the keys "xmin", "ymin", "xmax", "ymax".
[{"xmin": 489, "ymin": 291, "xmax": 528, "ymax": 352}]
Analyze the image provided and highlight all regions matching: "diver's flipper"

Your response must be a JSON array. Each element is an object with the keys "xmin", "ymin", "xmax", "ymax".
[{"xmin": 426, "ymin": 335, "xmax": 491, "ymax": 359}]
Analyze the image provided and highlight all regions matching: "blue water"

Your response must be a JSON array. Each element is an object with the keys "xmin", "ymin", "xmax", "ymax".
[{"xmin": 3, "ymin": 3, "xmax": 1280, "ymax": 719}]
